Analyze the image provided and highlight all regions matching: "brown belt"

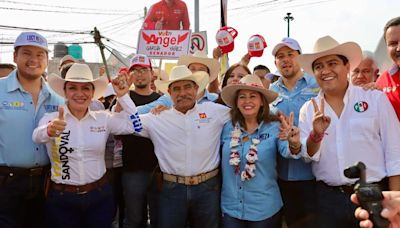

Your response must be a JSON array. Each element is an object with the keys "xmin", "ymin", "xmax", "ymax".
[
  {"xmin": 0, "ymin": 165, "xmax": 50, "ymax": 176},
  {"xmin": 50, "ymin": 174, "xmax": 109, "ymax": 194},
  {"xmin": 163, "ymin": 168, "xmax": 219, "ymax": 185}
]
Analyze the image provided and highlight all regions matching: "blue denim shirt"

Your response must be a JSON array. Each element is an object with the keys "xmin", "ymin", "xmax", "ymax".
[
  {"xmin": 220, "ymin": 121, "xmax": 300, "ymax": 221},
  {"xmin": 137, "ymin": 90, "xmax": 218, "ymax": 114},
  {"xmin": 269, "ymin": 73, "xmax": 319, "ymax": 181},
  {"xmin": 0, "ymin": 71, "xmax": 64, "ymax": 168}
]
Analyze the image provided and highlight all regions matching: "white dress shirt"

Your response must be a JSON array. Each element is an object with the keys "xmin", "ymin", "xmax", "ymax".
[
  {"xmin": 32, "ymin": 94, "xmax": 136, "ymax": 185},
  {"xmin": 138, "ymin": 102, "xmax": 230, "ymax": 176},
  {"xmin": 299, "ymin": 84, "xmax": 400, "ymax": 186}
]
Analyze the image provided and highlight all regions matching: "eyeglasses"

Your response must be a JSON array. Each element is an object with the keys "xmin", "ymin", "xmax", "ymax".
[{"xmin": 131, "ymin": 68, "xmax": 150, "ymax": 75}]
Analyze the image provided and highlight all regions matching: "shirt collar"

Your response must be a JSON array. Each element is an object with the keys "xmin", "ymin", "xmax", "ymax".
[
  {"xmin": 388, "ymin": 64, "xmax": 399, "ymax": 76},
  {"xmin": 276, "ymin": 73, "xmax": 307, "ymax": 88},
  {"xmin": 64, "ymin": 103, "xmax": 97, "ymax": 121},
  {"xmin": 318, "ymin": 82, "xmax": 352, "ymax": 105},
  {"xmin": 198, "ymin": 90, "xmax": 218, "ymax": 103},
  {"xmin": 7, "ymin": 71, "xmax": 50, "ymax": 97}
]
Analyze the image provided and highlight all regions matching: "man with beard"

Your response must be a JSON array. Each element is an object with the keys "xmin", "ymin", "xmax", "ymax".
[
  {"xmin": 376, "ymin": 16, "xmax": 400, "ymax": 120},
  {"xmin": 0, "ymin": 32, "xmax": 63, "ymax": 228},
  {"xmin": 269, "ymin": 37, "xmax": 320, "ymax": 227},
  {"xmin": 117, "ymin": 54, "xmax": 161, "ymax": 228}
]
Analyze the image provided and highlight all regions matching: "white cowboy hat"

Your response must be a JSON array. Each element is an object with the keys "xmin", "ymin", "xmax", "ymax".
[
  {"xmin": 177, "ymin": 50, "xmax": 220, "ymax": 83},
  {"xmin": 221, "ymin": 74, "xmax": 278, "ymax": 107},
  {"xmin": 296, "ymin": 36, "xmax": 362, "ymax": 75},
  {"xmin": 48, "ymin": 63, "xmax": 108, "ymax": 100},
  {"xmin": 154, "ymin": 65, "xmax": 209, "ymax": 95}
]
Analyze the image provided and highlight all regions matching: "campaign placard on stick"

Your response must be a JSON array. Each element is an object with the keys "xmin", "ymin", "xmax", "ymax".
[{"xmin": 137, "ymin": 29, "xmax": 191, "ymax": 59}]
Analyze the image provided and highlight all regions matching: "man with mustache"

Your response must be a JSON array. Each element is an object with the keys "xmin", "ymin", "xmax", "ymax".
[
  {"xmin": 125, "ymin": 65, "xmax": 230, "ymax": 228},
  {"xmin": 375, "ymin": 16, "xmax": 400, "ymax": 120}
]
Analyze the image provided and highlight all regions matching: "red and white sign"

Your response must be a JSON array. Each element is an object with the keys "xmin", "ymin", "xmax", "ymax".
[
  {"xmin": 190, "ymin": 31, "xmax": 207, "ymax": 54},
  {"xmin": 137, "ymin": 29, "xmax": 191, "ymax": 59}
]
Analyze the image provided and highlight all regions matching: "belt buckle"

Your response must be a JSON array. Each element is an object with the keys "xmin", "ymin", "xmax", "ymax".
[
  {"xmin": 29, "ymin": 167, "xmax": 43, "ymax": 176},
  {"xmin": 75, "ymin": 187, "xmax": 88, "ymax": 195},
  {"xmin": 185, "ymin": 176, "xmax": 198, "ymax": 185}
]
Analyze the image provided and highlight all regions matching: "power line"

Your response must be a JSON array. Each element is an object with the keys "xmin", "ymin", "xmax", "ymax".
[
  {"xmin": 0, "ymin": 25, "xmax": 91, "ymax": 35},
  {"xmin": 0, "ymin": 0, "xmax": 134, "ymax": 13},
  {"xmin": 0, "ymin": 6, "xmax": 132, "ymax": 16}
]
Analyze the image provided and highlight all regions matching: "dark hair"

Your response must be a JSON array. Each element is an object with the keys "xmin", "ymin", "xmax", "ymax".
[
  {"xmin": 230, "ymin": 91, "xmax": 278, "ymax": 129},
  {"xmin": 384, "ymin": 16, "xmax": 400, "ymax": 42},
  {"xmin": 0, "ymin": 63, "xmax": 16, "ymax": 70},
  {"xmin": 312, "ymin": 54, "xmax": 349, "ymax": 70},
  {"xmin": 63, "ymin": 81, "xmax": 95, "ymax": 91},
  {"xmin": 221, "ymin": 63, "xmax": 251, "ymax": 89},
  {"xmin": 253, "ymin": 64, "xmax": 270, "ymax": 73},
  {"xmin": 60, "ymin": 64, "xmax": 73, "ymax": 79}
]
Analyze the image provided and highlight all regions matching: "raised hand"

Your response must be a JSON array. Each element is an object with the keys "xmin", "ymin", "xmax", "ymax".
[
  {"xmin": 47, "ymin": 106, "xmax": 67, "ymax": 137},
  {"xmin": 311, "ymin": 98, "xmax": 331, "ymax": 136},
  {"xmin": 278, "ymin": 112, "xmax": 301, "ymax": 149},
  {"xmin": 112, "ymin": 71, "xmax": 132, "ymax": 97}
]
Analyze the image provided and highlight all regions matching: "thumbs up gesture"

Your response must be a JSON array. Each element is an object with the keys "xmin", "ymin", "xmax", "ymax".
[{"xmin": 47, "ymin": 106, "xmax": 67, "ymax": 137}]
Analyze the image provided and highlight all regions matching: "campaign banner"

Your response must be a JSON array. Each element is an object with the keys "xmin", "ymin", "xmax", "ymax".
[{"xmin": 137, "ymin": 29, "xmax": 191, "ymax": 59}]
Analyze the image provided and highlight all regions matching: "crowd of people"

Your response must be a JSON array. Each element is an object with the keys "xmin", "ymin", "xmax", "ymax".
[{"xmin": 0, "ymin": 5, "xmax": 399, "ymax": 228}]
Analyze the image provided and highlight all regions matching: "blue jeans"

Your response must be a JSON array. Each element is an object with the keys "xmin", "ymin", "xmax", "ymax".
[
  {"xmin": 45, "ymin": 182, "xmax": 115, "ymax": 228},
  {"xmin": 0, "ymin": 173, "xmax": 46, "ymax": 228},
  {"xmin": 158, "ymin": 175, "xmax": 221, "ymax": 228},
  {"xmin": 315, "ymin": 182, "xmax": 358, "ymax": 228},
  {"xmin": 222, "ymin": 211, "xmax": 282, "ymax": 228},
  {"xmin": 278, "ymin": 179, "xmax": 317, "ymax": 228},
  {"xmin": 122, "ymin": 171, "xmax": 159, "ymax": 228}
]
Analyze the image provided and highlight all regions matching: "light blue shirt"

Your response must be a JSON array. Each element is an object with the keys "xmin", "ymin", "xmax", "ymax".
[
  {"xmin": 220, "ymin": 121, "xmax": 300, "ymax": 221},
  {"xmin": 136, "ymin": 90, "xmax": 218, "ymax": 114},
  {"xmin": 0, "ymin": 71, "xmax": 63, "ymax": 168},
  {"xmin": 269, "ymin": 73, "xmax": 319, "ymax": 181}
]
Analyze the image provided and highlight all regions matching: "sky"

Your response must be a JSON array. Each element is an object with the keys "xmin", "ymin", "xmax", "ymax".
[{"xmin": 0, "ymin": 0, "xmax": 399, "ymax": 73}]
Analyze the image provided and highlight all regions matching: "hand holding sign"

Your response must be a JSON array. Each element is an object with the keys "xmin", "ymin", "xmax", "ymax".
[{"xmin": 47, "ymin": 106, "xmax": 67, "ymax": 137}]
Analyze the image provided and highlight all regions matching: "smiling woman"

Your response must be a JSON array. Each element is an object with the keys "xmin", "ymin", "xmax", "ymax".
[{"xmin": 31, "ymin": 63, "xmax": 140, "ymax": 228}]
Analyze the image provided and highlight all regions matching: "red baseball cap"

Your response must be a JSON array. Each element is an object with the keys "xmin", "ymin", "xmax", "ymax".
[
  {"xmin": 128, "ymin": 54, "xmax": 152, "ymax": 71},
  {"xmin": 247, "ymin": 34, "xmax": 267, "ymax": 57},
  {"xmin": 216, "ymin": 26, "xmax": 238, "ymax": 54}
]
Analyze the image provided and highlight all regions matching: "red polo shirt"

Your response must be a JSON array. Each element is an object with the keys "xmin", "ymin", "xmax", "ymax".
[
  {"xmin": 143, "ymin": 0, "xmax": 190, "ymax": 30},
  {"xmin": 376, "ymin": 65, "xmax": 400, "ymax": 120}
]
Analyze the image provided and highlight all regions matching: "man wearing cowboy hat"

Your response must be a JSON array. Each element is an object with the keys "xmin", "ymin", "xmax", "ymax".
[
  {"xmin": 269, "ymin": 37, "xmax": 320, "ymax": 227},
  {"xmin": 136, "ymin": 50, "xmax": 220, "ymax": 114},
  {"xmin": 297, "ymin": 35, "xmax": 400, "ymax": 227},
  {"xmin": 130, "ymin": 65, "xmax": 230, "ymax": 228},
  {"xmin": 0, "ymin": 32, "xmax": 64, "ymax": 228}
]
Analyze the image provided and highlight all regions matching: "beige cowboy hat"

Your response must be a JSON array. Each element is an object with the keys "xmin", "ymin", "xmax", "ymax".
[
  {"xmin": 177, "ymin": 50, "xmax": 220, "ymax": 83},
  {"xmin": 221, "ymin": 74, "xmax": 278, "ymax": 107},
  {"xmin": 296, "ymin": 36, "xmax": 362, "ymax": 75},
  {"xmin": 48, "ymin": 63, "xmax": 108, "ymax": 100},
  {"xmin": 154, "ymin": 65, "xmax": 209, "ymax": 95}
]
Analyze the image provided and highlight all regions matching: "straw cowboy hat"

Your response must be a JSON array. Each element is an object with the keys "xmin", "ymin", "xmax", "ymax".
[
  {"xmin": 154, "ymin": 65, "xmax": 209, "ymax": 95},
  {"xmin": 48, "ymin": 63, "xmax": 108, "ymax": 100},
  {"xmin": 296, "ymin": 35, "xmax": 362, "ymax": 75},
  {"xmin": 177, "ymin": 50, "xmax": 220, "ymax": 83},
  {"xmin": 221, "ymin": 74, "xmax": 278, "ymax": 107}
]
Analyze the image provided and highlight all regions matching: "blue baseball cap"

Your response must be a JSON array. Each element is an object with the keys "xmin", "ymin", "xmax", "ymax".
[
  {"xmin": 272, "ymin": 37, "xmax": 301, "ymax": 56},
  {"xmin": 14, "ymin": 32, "xmax": 49, "ymax": 52}
]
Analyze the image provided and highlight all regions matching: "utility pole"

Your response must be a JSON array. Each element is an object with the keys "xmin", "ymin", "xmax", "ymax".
[
  {"xmin": 194, "ymin": 0, "xmax": 199, "ymax": 32},
  {"xmin": 93, "ymin": 27, "xmax": 111, "ymax": 81},
  {"xmin": 284, "ymin": 12, "xmax": 294, "ymax": 37}
]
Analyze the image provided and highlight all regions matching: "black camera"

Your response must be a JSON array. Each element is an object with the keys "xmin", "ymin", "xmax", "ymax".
[{"xmin": 344, "ymin": 162, "xmax": 389, "ymax": 228}]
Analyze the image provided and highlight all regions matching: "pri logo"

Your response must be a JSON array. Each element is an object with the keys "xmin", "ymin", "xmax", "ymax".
[
  {"xmin": 199, "ymin": 113, "xmax": 207, "ymax": 119},
  {"xmin": 354, "ymin": 101, "xmax": 368, "ymax": 113}
]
